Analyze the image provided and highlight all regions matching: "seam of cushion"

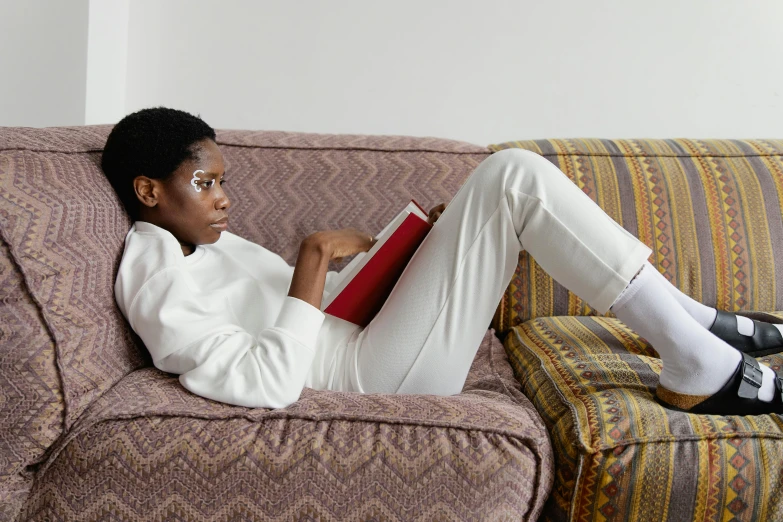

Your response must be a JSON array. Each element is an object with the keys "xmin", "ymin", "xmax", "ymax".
[
  {"xmin": 488, "ymin": 146, "xmax": 783, "ymax": 159},
  {"xmin": 0, "ymin": 228, "xmax": 67, "ymax": 434},
  {"xmin": 507, "ymin": 326, "xmax": 595, "ymax": 452},
  {"xmin": 505, "ymin": 150, "xmax": 783, "ymax": 159},
  {"xmin": 214, "ymin": 141, "xmax": 491, "ymax": 154},
  {"xmin": 487, "ymin": 329, "xmax": 553, "ymax": 522},
  {"xmin": 0, "ymin": 145, "xmax": 491, "ymax": 158},
  {"xmin": 0, "ymin": 147, "xmax": 104, "ymax": 154},
  {"xmin": 486, "ymin": 330, "xmax": 528, "ymax": 405}
]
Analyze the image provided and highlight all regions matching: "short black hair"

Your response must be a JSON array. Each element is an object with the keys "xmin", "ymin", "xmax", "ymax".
[{"xmin": 101, "ymin": 107, "xmax": 216, "ymax": 221}]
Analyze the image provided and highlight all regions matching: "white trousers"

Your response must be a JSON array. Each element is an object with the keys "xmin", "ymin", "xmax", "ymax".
[{"xmin": 352, "ymin": 148, "xmax": 653, "ymax": 396}]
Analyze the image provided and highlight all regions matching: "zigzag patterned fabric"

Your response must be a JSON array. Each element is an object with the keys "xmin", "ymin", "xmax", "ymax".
[
  {"xmin": 2, "ymin": 126, "xmax": 557, "ymax": 519},
  {"xmin": 506, "ymin": 313, "xmax": 783, "ymax": 522},
  {"xmin": 490, "ymin": 138, "xmax": 783, "ymax": 332},
  {"xmin": 0, "ymin": 125, "xmax": 151, "ymax": 515},
  {"xmin": 0, "ymin": 236, "xmax": 63, "ymax": 515},
  {"xmin": 18, "ymin": 329, "xmax": 552, "ymax": 521},
  {"xmin": 214, "ymin": 130, "xmax": 490, "ymax": 266}
]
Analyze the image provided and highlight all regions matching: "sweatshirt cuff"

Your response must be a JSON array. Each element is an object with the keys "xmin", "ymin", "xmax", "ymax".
[{"xmin": 274, "ymin": 296, "xmax": 326, "ymax": 349}]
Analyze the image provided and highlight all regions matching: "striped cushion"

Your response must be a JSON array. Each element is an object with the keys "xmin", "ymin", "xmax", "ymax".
[
  {"xmin": 490, "ymin": 139, "xmax": 783, "ymax": 332},
  {"xmin": 506, "ymin": 313, "xmax": 783, "ymax": 522}
]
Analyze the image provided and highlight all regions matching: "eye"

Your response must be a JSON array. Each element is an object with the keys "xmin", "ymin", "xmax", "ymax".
[{"xmin": 201, "ymin": 178, "xmax": 226, "ymax": 189}]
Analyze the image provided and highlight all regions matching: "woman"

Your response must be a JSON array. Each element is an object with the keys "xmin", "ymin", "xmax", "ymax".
[{"xmin": 102, "ymin": 107, "xmax": 783, "ymax": 415}]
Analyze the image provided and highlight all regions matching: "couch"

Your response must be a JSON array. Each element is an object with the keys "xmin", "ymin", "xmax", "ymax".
[
  {"xmin": 0, "ymin": 126, "xmax": 552, "ymax": 521},
  {"xmin": 2, "ymin": 127, "xmax": 782, "ymax": 522},
  {"xmin": 489, "ymin": 138, "xmax": 783, "ymax": 521}
]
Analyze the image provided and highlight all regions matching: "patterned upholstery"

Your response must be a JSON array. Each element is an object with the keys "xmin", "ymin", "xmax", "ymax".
[
  {"xmin": 506, "ymin": 314, "xmax": 783, "ymax": 522},
  {"xmin": 492, "ymin": 139, "xmax": 783, "ymax": 521},
  {"xmin": 214, "ymin": 130, "xmax": 490, "ymax": 266},
  {"xmin": 0, "ymin": 236, "xmax": 62, "ymax": 517},
  {"xmin": 20, "ymin": 329, "xmax": 553, "ymax": 521},
  {"xmin": 0, "ymin": 125, "xmax": 152, "ymax": 516},
  {"xmin": 2, "ymin": 125, "xmax": 555, "ymax": 519},
  {"xmin": 490, "ymin": 139, "xmax": 783, "ymax": 331}
]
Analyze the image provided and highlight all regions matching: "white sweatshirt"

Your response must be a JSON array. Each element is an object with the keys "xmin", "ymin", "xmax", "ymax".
[{"xmin": 114, "ymin": 221, "xmax": 365, "ymax": 409}]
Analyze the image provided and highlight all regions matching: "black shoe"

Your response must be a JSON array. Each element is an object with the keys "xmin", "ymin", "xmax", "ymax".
[
  {"xmin": 709, "ymin": 310, "xmax": 783, "ymax": 357},
  {"xmin": 656, "ymin": 352, "xmax": 783, "ymax": 415}
]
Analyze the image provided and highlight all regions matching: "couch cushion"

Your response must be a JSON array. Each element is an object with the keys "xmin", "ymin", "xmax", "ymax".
[
  {"xmin": 21, "ymin": 329, "xmax": 553, "ymax": 521},
  {"xmin": 490, "ymin": 139, "xmax": 783, "ymax": 331},
  {"xmin": 0, "ymin": 126, "xmax": 150, "ymax": 437},
  {"xmin": 0, "ymin": 236, "xmax": 63, "ymax": 514},
  {"xmin": 505, "ymin": 313, "xmax": 783, "ymax": 521},
  {"xmin": 0, "ymin": 125, "xmax": 490, "ymax": 438}
]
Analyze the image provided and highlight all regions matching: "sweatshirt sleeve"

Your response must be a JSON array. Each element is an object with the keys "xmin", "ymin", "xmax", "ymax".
[{"xmin": 128, "ymin": 268, "xmax": 325, "ymax": 409}]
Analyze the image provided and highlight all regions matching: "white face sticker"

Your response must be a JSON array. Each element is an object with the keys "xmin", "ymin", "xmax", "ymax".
[{"xmin": 190, "ymin": 169, "xmax": 205, "ymax": 192}]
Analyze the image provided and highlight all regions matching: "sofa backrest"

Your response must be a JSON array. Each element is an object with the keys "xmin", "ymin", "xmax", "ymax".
[
  {"xmin": 214, "ymin": 129, "xmax": 490, "ymax": 264},
  {"xmin": 490, "ymin": 138, "xmax": 783, "ymax": 332},
  {"xmin": 0, "ymin": 125, "xmax": 489, "ymax": 481}
]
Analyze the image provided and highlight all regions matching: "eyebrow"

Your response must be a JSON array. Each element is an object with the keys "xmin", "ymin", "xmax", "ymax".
[{"xmin": 200, "ymin": 171, "xmax": 226, "ymax": 178}]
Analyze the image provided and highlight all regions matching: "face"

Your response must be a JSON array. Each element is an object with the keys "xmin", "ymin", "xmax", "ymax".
[{"xmin": 134, "ymin": 138, "xmax": 230, "ymax": 256}]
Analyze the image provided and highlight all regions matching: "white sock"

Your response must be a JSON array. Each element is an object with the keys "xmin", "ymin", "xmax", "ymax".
[
  {"xmin": 644, "ymin": 261, "xmax": 783, "ymax": 338},
  {"xmin": 610, "ymin": 264, "xmax": 775, "ymax": 402}
]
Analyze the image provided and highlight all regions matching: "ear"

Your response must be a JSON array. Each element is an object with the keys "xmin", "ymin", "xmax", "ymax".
[{"xmin": 133, "ymin": 176, "xmax": 159, "ymax": 208}]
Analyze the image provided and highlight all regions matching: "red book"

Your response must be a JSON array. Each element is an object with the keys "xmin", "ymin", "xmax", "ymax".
[{"xmin": 320, "ymin": 199, "xmax": 433, "ymax": 327}]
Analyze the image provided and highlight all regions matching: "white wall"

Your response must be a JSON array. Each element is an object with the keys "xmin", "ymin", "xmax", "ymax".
[
  {"xmin": 85, "ymin": 0, "xmax": 129, "ymax": 125},
  {"xmin": 3, "ymin": 1, "xmax": 783, "ymax": 144},
  {"xmin": 123, "ymin": 0, "xmax": 783, "ymax": 144},
  {"xmin": 0, "ymin": 0, "xmax": 89, "ymax": 127}
]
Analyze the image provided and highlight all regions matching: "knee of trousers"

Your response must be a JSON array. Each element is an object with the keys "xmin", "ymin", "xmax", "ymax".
[{"xmin": 478, "ymin": 148, "xmax": 555, "ymax": 196}]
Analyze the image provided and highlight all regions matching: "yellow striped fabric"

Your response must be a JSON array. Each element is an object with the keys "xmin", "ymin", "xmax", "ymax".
[
  {"xmin": 494, "ymin": 137, "xmax": 783, "ymax": 521},
  {"xmin": 507, "ymin": 313, "xmax": 783, "ymax": 522},
  {"xmin": 489, "ymin": 139, "xmax": 783, "ymax": 333}
]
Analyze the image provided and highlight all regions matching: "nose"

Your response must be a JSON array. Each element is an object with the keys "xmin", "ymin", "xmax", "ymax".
[{"xmin": 215, "ymin": 187, "xmax": 231, "ymax": 211}]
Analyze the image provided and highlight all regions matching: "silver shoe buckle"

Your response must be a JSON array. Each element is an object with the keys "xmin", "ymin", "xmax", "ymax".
[{"xmin": 738, "ymin": 354, "xmax": 762, "ymax": 399}]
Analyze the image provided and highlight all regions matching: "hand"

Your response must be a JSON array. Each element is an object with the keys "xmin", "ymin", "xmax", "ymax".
[
  {"xmin": 308, "ymin": 228, "xmax": 377, "ymax": 264},
  {"xmin": 427, "ymin": 202, "xmax": 447, "ymax": 225}
]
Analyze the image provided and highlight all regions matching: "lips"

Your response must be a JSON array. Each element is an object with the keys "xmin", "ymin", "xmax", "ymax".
[{"xmin": 210, "ymin": 217, "xmax": 228, "ymax": 231}]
